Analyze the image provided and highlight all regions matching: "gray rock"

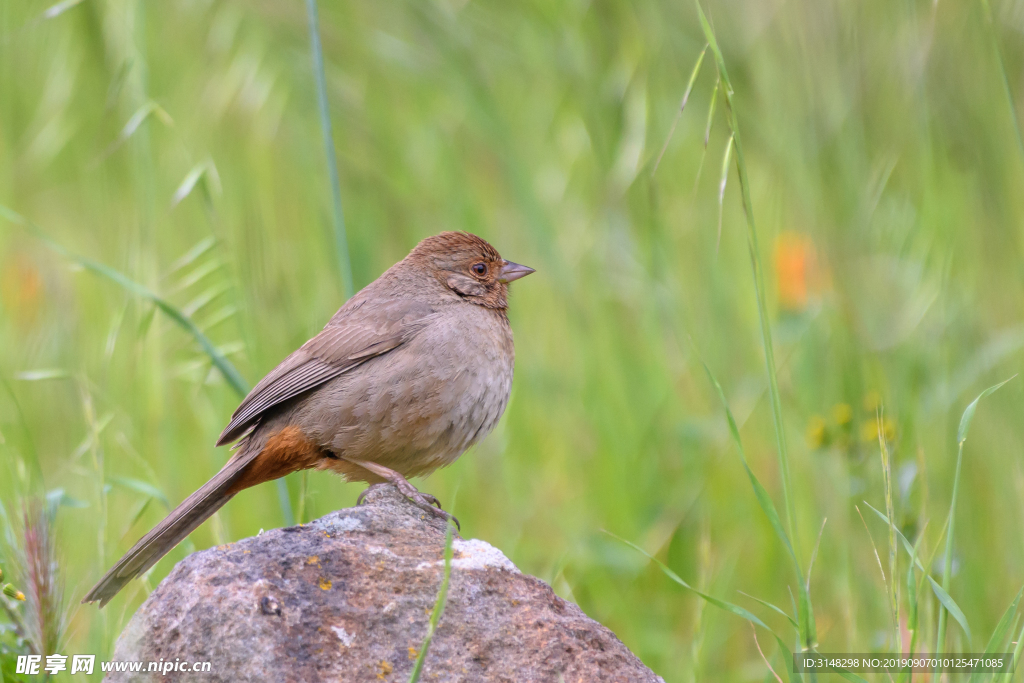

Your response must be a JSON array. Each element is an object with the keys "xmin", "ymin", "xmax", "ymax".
[{"xmin": 110, "ymin": 485, "xmax": 662, "ymax": 682}]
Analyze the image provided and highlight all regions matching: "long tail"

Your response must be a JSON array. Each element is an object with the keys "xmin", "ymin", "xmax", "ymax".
[{"xmin": 82, "ymin": 449, "xmax": 260, "ymax": 608}]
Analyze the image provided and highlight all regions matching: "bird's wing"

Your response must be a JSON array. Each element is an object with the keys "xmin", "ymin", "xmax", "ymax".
[{"xmin": 216, "ymin": 298, "xmax": 437, "ymax": 446}]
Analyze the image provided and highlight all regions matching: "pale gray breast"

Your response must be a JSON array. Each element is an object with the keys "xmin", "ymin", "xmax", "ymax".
[{"xmin": 294, "ymin": 300, "xmax": 514, "ymax": 476}]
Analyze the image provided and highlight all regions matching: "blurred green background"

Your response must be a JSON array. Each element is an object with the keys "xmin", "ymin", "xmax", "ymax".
[{"xmin": 3, "ymin": 0, "xmax": 1024, "ymax": 679}]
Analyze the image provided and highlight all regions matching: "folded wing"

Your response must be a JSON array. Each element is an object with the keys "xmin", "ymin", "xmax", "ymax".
[{"xmin": 216, "ymin": 298, "xmax": 437, "ymax": 446}]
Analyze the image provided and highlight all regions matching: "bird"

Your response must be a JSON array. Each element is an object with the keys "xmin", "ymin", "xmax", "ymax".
[{"xmin": 82, "ymin": 231, "xmax": 533, "ymax": 607}]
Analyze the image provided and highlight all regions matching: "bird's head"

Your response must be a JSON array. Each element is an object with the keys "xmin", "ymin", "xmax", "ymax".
[{"xmin": 410, "ymin": 232, "xmax": 534, "ymax": 309}]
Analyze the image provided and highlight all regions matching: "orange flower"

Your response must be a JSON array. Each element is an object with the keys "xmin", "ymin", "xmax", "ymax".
[
  {"xmin": 773, "ymin": 231, "xmax": 817, "ymax": 311},
  {"xmin": 0, "ymin": 256, "xmax": 43, "ymax": 325}
]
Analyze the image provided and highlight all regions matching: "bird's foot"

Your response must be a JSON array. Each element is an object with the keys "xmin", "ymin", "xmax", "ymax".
[
  {"xmin": 397, "ymin": 485, "xmax": 460, "ymax": 531},
  {"xmin": 388, "ymin": 478, "xmax": 458, "ymax": 530},
  {"xmin": 351, "ymin": 465, "xmax": 459, "ymax": 531}
]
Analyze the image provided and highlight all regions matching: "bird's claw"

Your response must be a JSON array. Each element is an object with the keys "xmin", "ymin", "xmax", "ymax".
[
  {"xmin": 408, "ymin": 492, "xmax": 460, "ymax": 531},
  {"xmin": 418, "ymin": 492, "xmax": 442, "ymax": 509},
  {"xmin": 356, "ymin": 482, "xmax": 459, "ymax": 530}
]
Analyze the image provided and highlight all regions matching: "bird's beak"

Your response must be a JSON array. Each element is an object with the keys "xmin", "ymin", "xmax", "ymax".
[{"xmin": 499, "ymin": 260, "xmax": 535, "ymax": 284}]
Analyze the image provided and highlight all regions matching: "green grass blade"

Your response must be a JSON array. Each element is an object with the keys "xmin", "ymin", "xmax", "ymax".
[
  {"xmin": 122, "ymin": 498, "xmax": 153, "ymax": 536},
  {"xmin": 897, "ymin": 525, "xmax": 928, "ymax": 683},
  {"xmin": 680, "ymin": 45, "xmax": 708, "ymax": 115},
  {"xmin": 969, "ymin": 587, "xmax": 1022, "ymax": 683},
  {"xmin": 0, "ymin": 204, "xmax": 296, "ymax": 526},
  {"xmin": 14, "ymin": 369, "xmax": 71, "ymax": 381},
  {"xmin": 863, "ymin": 502, "xmax": 972, "ymax": 642},
  {"xmin": 608, "ymin": 529, "xmax": 799, "ymax": 682},
  {"xmin": 980, "ymin": 0, "xmax": 1024, "ymax": 164},
  {"xmin": 701, "ymin": 361, "xmax": 814, "ymax": 649},
  {"xmin": 737, "ymin": 590, "xmax": 799, "ymax": 630},
  {"xmin": 0, "ymin": 375, "xmax": 44, "ymax": 488},
  {"xmin": 0, "ymin": 204, "xmax": 249, "ymax": 397},
  {"xmin": 409, "ymin": 522, "xmax": 455, "ymax": 683},
  {"xmin": 695, "ymin": 3, "xmax": 800, "ymax": 596},
  {"xmin": 97, "ymin": 101, "xmax": 173, "ymax": 161},
  {"xmin": 3, "ymin": 206, "xmax": 241, "ymax": 391},
  {"xmin": 652, "ymin": 44, "xmax": 707, "ymax": 177},
  {"xmin": 107, "ymin": 476, "xmax": 170, "ymax": 508},
  {"xmin": 172, "ymin": 259, "xmax": 223, "ymax": 294},
  {"xmin": 171, "ymin": 159, "xmax": 220, "ymax": 208},
  {"xmin": 41, "ymin": 0, "xmax": 86, "ymax": 20},
  {"xmin": 45, "ymin": 488, "xmax": 90, "ymax": 512},
  {"xmin": 607, "ymin": 530, "xmax": 769, "ymax": 628},
  {"xmin": 957, "ymin": 376, "xmax": 1015, "ymax": 445},
  {"xmin": 717, "ymin": 134, "xmax": 734, "ymax": 253},
  {"xmin": 806, "ymin": 517, "xmax": 826, "ymax": 582},
  {"xmin": 906, "ymin": 520, "xmax": 927, "ymax": 632},
  {"xmin": 167, "ymin": 236, "xmax": 217, "ymax": 275},
  {"xmin": 878, "ymin": 415, "xmax": 900, "ymax": 650},
  {"xmin": 1008, "ymin": 618, "xmax": 1024, "ymax": 683},
  {"xmin": 927, "ymin": 574, "xmax": 973, "ymax": 645},
  {"xmin": 305, "ymin": 0, "xmax": 354, "ymax": 299},
  {"xmin": 703, "ymin": 77, "xmax": 718, "ymax": 148},
  {"xmin": 938, "ymin": 377, "xmax": 1013, "ymax": 654},
  {"xmin": 701, "ymin": 363, "xmax": 798, "ymax": 570}
]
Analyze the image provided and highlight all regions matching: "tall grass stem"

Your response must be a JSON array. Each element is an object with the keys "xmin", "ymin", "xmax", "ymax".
[
  {"xmin": 696, "ymin": 1, "xmax": 808, "ymax": 648},
  {"xmin": 695, "ymin": 3, "xmax": 796, "ymax": 552},
  {"xmin": 409, "ymin": 522, "xmax": 455, "ymax": 682},
  {"xmin": 981, "ymin": 0, "xmax": 1024, "ymax": 163},
  {"xmin": 305, "ymin": 0, "xmax": 354, "ymax": 299},
  {"xmin": 935, "ymin": 377, "xmax": 1014, "ymax": 658}
]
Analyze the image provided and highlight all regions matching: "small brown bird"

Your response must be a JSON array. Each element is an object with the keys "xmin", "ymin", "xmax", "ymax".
[{"xmin": 83, "ymin": 232, "xmax": 533, "ymax": 607}]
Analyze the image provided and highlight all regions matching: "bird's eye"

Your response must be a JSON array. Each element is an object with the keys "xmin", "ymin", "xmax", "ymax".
[{"xmin": 472, "ymin": 263, "xmax": 487, "ymax": 276}]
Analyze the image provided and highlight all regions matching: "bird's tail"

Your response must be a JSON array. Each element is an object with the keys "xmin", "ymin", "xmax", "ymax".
[{"xmin": 82, "ymin": 449, "xmax": 260, "ymax": 608}]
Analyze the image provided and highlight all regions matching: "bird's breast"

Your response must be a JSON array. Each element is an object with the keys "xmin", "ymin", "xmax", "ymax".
[{"xmin": 300, "ymin": 303, "xmax": 515, "ymax": 477}]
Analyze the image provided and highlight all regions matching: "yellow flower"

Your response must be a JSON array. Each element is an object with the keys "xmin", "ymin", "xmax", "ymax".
[
  {"xmin": 859, "ymin": 421, "xmax": 878, "ymax": 443},
  {"xmin": 860, "ymin": 417, "xmax": 897, "ymax": 444},
  {"xmin": 882, "ymin": 417, "xmax": 896, "ymax": 442},
  {"xmin": 832, "ymin": 403, "xmax": 853, "ymax": 426},
  {"xmin": 2, "ymin": 583, "xmax": 25, "ymax": 601},
  {"xmin": 806, "ymin": 415, "xmax": 828, "ymax": 449}
]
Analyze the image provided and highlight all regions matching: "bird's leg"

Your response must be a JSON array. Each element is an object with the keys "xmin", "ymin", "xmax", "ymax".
[{"xmin": 345, "ymin": 458, "xmax": 459, "ymax": 531}]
